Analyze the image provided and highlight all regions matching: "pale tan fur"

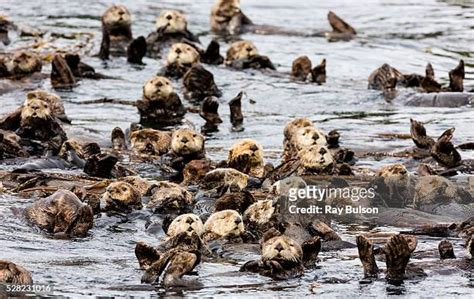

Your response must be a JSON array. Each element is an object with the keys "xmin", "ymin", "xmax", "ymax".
[
  {"xmin": 102, "ymin": 181, "xmax": 142, "ymax": 210},
  {"xmin": 262, "ymin": 235, "xmax": 302, "ymax": 262},
  {"xmin": 243, "ymin": 200, "xmax": 275, "ymax": 225},
  {"xmin": 228, "ymin": 139, "xmax": 264, "ymax": 177},
  {"xmin": 102, "ymin": 5, "xmax": 131, "ymax": 27},
  {"xmin": 225, "ymin": 40, "xmax": 258, "ymax": 64},
  {"xmin": 204, "ymin": 210, "xmax": 244, "ymax": 240},
  {"xmin": 130, "ymin": 129, "xmax": 171, "ymax": 156},
  {"xmin": 166, "ymin": 43, "xmax": 200, "ymax": 65},
  {"xmin": 171, "ymin": 128, "xmax": 204, "ymax": 156},
  {"xmin": 156, "ymin": 10, "xmax": 188, "ymax": 33},
  {"xmin": 167, "ymin": 213, "xmax": 204, "ymax": 237},
  {"xmin": 143, "ymin": 76, "xmax": 174, "ymax": 100}
]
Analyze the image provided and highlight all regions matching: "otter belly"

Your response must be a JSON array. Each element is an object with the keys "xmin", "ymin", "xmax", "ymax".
[{"xmin": 404, "ymin": 92, "xmax": 473, "ymax": 107}]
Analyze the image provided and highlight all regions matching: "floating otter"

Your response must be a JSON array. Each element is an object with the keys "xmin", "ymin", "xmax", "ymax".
[
  {"xmin": 130, "ymin": 128, "xmax": 171, "ymax": 156},
  {"xmin": 203, "ymin": 209, "xmax": 245, "ymax": 242},
  {"xmin": 146, "ymin": 10, "xmax": 199, "ymax": 57},
  {"xmin": 0, "ymin": 51, "xmax": 42, "ymax": 79},
  {"xmin": 227, "ymin": 139, "xmax": 265, "ymax": 177},
  {"xmin": 200, "ymin": 168, "xmax": 250, "ymax": 191},
  {"xmin": 182, "ymin": 65, "xmax": 221, "ymax": 102},
  {"xmin": 147, "ymin": 181, "xmax": 193, "ymax": 214},
  {"xmin": 167, "ymin": 128, "xmax": 206, "ymax": 172},
  {"xmin": 166, "ymin": 213, "xmax": 205, "ymax": 239},
  {"xmin": 283, "ymin": 124, "xmax": 327, "ymax": 161},
  {"xmin": 136, "ymin": 76, "xmax": 186, "ymax": 127},
  {"xmin": 296, "ymin": 145, "xmax": 336, "ymax": 175},
  {"xmin": 181, "ymin": 159, "xmax": 213, "ymax": 186},
  {"xmin": 0, "ymin": 129, "xmax": 27, "ymax": 159},
  {"xmin": 0, "ymin": 260, "xmax": 33, "ymax": 284},
  {"xmin": 101, "ymin": 181, "xmax": 142, "ymax": 214},
  {"xmin": 99, "ymin": 5, "xmax": 146, "ymax": 63},
  {"xmin": 24, "ymin": 190, "xmax": 93, "ymax": 237},
  {"xmin": 225, "ymin": 40, "xmax": 275, "ymax": 70},
  {"xmin": 164, "ymin": 42, "xmax": 200, "ymax": 78},
  {"xmin": 291, "ymin": 56, "xmax": 326, "ymax": 83}
]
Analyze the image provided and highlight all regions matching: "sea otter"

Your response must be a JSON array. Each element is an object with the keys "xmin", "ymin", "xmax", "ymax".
[
  {"xmin": 0, "ymin": 51, "xmax": 42, "ymax": 79},
  {"xmin": 225, "ymin": 40, "xmax": 275, "ymax": 70},
  {"xmin": 136, "ymin": 76, "xmax": 186, "ymax": 127},
  {"xmin": 99, "ymin": 5, "xmax": 146, "ymax": 63},
  {"xmin": 166, "ymin": 213, "xmax": 205, "ymax": 239},
  {"xmin": 227, "ymin": 139, "xmax": 265, "ymax": 178},
  {"xmin": 101, "ymin": 181, "xmax": 142, "ymax": 214},
  {"xmin": 147, "ymin": 181, "xmax": 193, "ymax": 214},
  {"xmin": 200, "ymin": 168, "xmax": 251, "ymax": 191},
  {"xmin": 0, "ymin": 260, "xmax": 33, "ymax": 284},
  {"xmin": 203, "ymin": 209, "xmax": 245, "ymax": 242},
  {"xmin": 163, "ymin": 42, "xmax": 200, "ymax": 78},
  {"xmin": 291, "ymin": 56, "xmax": 326, "ymax": 84},
  {"xmin": 130, "ymin": 128, "xmax": 171, "ymax": 157},
  {"xmin": 283, "ymin": 125, "xmax": 327, "ymax": 162},
  {"xmin": 24, "ymin": 190, "xmax": 93, "ymax": 237},
  {"xmin": 0, "ymin": 129, "xmax": 27, "ymax": 159},
  {"xmin": 167, "ymin": 128, "xmax": 206, "ymax": 172},
  {"xmin": 146, "ymin": 10, "xmax": 200, "ymax": 58}
]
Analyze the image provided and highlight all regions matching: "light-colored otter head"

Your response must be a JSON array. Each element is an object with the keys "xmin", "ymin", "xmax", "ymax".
[
  {"xmin": 283, "ymin": 118, "xmax": 313, "ymax": 141},
  {"xmin": 298, "ymin": 145, "xmax": 334, "ymax": 170},
  {"xmin": 167, "ymin": 213, "xmax": 204, "ymax": 237},
  {"xmin": 102, "ymin": 5, "xmax": 131, "ymax": 27},
  {"xmin": 0, "ymin": 260, "xmax": 33, "ymax": 285},
  {"xmin": 226, "ymin": 40, "xmax": 258, "ymax": 63},
  {"xmin": 143, "ymin": 76, "xmax": 174, "ymax": 101},
  {"xmin": 262, "ymin": 235, "xmax": 302, "ymax": 262},
  {"xmin": 156, "ymin": 10, "xmax": 188, "ymax": 33},
  {"xmin": 102, "ymin": 181, "xmax": 142, "ymax": 212},
  {"xmin": 148, "ymin": 183, "xmax": 193, "ymax": 213},
  {"xmin": 292, "ymin": 126, "xmax": 327, "ymax": 150},
  {"xmin": 167, "ymin": 43, "xmax": 200, "ymax": 65},
  {"xmin": 243, "ymin": 200, "xmax": 275, "ymax": 225},
  {"xmin": 130, "ymin": 129, "xmax": 171, "ymax": 156},
  {"xmin": 20, "ymin": 98, "xmax": 52, "ymax": 124},
  {"xmin": 26, "ymin": 90, "xmax": 65, "ymax": 117},
  {"xmin": 120, "ymin": 176, "xmax": 151, "ymax": 197},
  {"xmin": 377, "ymin": 164, "xmax": 408, "ymax": 178},
  {"xmin": 228, "ymin": 139, "xmax": 264, "ymax": 176},
  {"xmin": 9, "ymin": 51, "xmax": 42, "ymax": 75},
  {"xmin": 212, "ymin": 0, "xmax": 241, "ymax": 19},
  {"xmin": 204, "ymin": 209, "xmax": 244, "ymax": 240},
  {"xmin": 171, "ymin": 128, "xmax": 205, "ymax": 156},
  {"xmin": 201, "ymin": 168, "xmax": 249, "ymax": 190}
]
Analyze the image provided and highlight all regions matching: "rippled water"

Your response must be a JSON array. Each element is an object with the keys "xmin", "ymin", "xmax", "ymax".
[{"xmin": 1, "ymin": 0, "xmax": 473, "ymax": 297}]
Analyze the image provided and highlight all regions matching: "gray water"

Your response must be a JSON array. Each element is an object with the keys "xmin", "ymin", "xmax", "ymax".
[{"xmin": 0, "ymin": 0, "xmax": 473, "ymax": 297}]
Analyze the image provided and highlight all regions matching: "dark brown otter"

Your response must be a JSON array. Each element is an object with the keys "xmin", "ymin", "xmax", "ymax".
[
  {"xmin": 311, "ymin": 58, "xmax": 326, "ymax": 84},
  {"xmin": 448, "ymin": 59, "xmax": 464, "ymax": 92},
  {"xmin": 183, "ymin": 65, "xmax": 221, "ymax": 102},
  {"xmin": 24, "ymin": 189, "xmax": 93, "ymax": 237},
  {"xmin": 431, "ymin": 128, "xmax": 462, "ymax": 168},
  {"xmin": 291, "ymin": 56, "xmax": 312, "ymax": 81},
  {"xmin": 0, "ymin": 260, "xmax": 33, "ymax": 284}
]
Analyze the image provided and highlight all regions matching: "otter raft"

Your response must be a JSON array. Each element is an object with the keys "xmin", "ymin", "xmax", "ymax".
[{"xmin": 1, "ymin": 0, "xmax": 473, "ymax": 297}]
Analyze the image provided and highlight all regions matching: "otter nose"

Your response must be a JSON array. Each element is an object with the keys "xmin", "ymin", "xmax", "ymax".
[
  {"xmin": 186, "ymin": 217, "xmax": 194, "ymax": 224},
  {"xmin": 275, "ymin": 243, "xmax": 284, "ymax": 252},
  {"xmin": 319, "ymin": 148, "xmax": 327, "ymax": 155},
  {"xmin": 312, "ymin": 134, "xmax": 320, "ymax": 141},
  {"xmin": 250, "ymin": 144, "xmax": 258, "ymax": 152},
  {"xmin": 234, "ymin": 217, "xmax": 242, "ymax": 225},
  {"xmin": 157, "ymin": 81, "xmax": 163, "ymax": 87},
  {"xmin": 181, "ymin": 136, "xmax": 189, "ymax": 143},
  {"xmin": 166, "ymin": 15, "xmax": 172, "ymax": 20},
  {"xmin": 118, "ymin": 10, "xmax": 125, "ymax": 15},
  {"xmin": 175, "ymin": 48, "xmax": 182, "ymax": 54},
  {"xmin": 145, "ymin": 143, "xmax": 154, "ymax": 153},
  {"xmin": 246, "ymin": 47, "xmax": 253, "ymax": 52}
]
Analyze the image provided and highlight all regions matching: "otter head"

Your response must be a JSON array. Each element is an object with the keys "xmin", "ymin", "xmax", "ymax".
[
  {"xmin": 201, "ymin": 168, "xmax": 249, "ymax": 190},
  {"xmin": 143, "ymin": 76, "xmax": 174, "ymax": 101},
  {"xmin": 102, "ymin": 181, "xmax": 142, "ymax": 213},
  {"xmin": 261, "ymin": 234, "xmax": 302, "ymax": 263},
  {"xmin": 69, "ymin": 204, "xmax": 94, "ymax": 237},
  {"xmin": 102, "ymin": 5, "xmax": 131, "ymax": 28},
  {"xmin": 226, "ymin": 40, "xmax": 258, "ymax": 63},
  {"xmin": 167, "ymin": 213, "xmax": 204, "ymax": 237},
  {"xmin": 243, "ymin": 200, "xmax": 275, "ymax": 225},
  {"xmin": 9, "ymin": 51, "xmax": 42, "ymax": 75},
  {"xmin": 167, "ymin": 43, "xmax": 200, "ymax": 66},
  {"xmin": 283, "ymin": 118, "xmax": 313, "ymax": 141},
  {"xmin": 228, "ymin": 139, "xmax": 264, "ymax": 176},
  {"xmin": 20, "ymin": 98, "xmax": 52, "ymax": 125},
  {"xmin": 298, "ymin": 145, "xmax": 334, "ymax": 171},
  {"xmin": 148, "ymin": 183, "xmax": 193, "ymax": 213},
  {"xmin": 156, "ymin": 10, "xmax": 188, "ymax": 34},
  {"xmin": 204, "ymin": 209, "xmax": 244, "ymax": 240},
  {"xmin": 26, "ymin": 90, "xmax": 65, "ymax": 118},
  {"xmin": 171, "ymin": 128, "xmax": 205, "ymax": 156},
  {"xmin": 213, "ymin": 0, "xmax": 241, "ymax": 18},
  {"xmin": 377, "ymin": 164, "xmax": 408, "ymax": 178},
  {"xmin": 130, "ymin": 129, "xmax": 171, "ymax": 156},
  {"xmin": 292, "ymin": 126, "xmax": 327, "ymax": 150}
]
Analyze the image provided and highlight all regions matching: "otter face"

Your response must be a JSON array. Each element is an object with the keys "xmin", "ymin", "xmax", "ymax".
[
  {"xmin": 167, "ymin": 43, "xmax": 200, "ymax": 65},
  {"xmin": 102, "ymin": 182, "xmax": 142, "ymax": 212},
  {"xmin": 120, "ymin": 176, "xmax": 151, "ymax": 197},
  {"xmin": 143, "ymin": 76, "xmax": 174, "ymax": 101},
  {"xmin": 20, "ymin": 98, "xmax": 52, "ymax": 123},
  {"xmin": 171, "ymin": 128, "xmax": 204, "ymax": 156},
  {"xmin": 168, "ymin": 213, "xmax": 204, "ymax": 237},
  {"xmin": 226, "ymin": 40, "xmax": 258, "ymax": 62},
  {"xmin": 292, "ymin": 126, "xmax": 327, "ymax": 150},
  {"xmin": 130, "ymin": 129, "xmax": 171, "ymax": 156},
  {"xmin": 262, "ymin": 235, "xmax": 302, "ymax": 262},
  {"xmin": 243, "ymin": 200, "xmax": 275, "ymax": 225},
  {"xmin": 228, "ymin": 139, "xmax": 264, "ymax": 170},
  {"xmin": 201, "ymin": 168, "xmax": 249, "ymax": 190},
  {"xmin": 148, "ymin": 184, "xmax": 193, "ymax": 213},
  {"xmin": 204, "ymin": 210, "xmax": 244, "ymax": 239},
  {"xmin": 283, "ymin": 118, "xmax": 313, "ymax": 141},
  {"xmin": 9, "ymin": 51, "xmax": 42, "ymax": 75},
  {"xmin": 102, "ymin": 5, "xmax": 131, "ymax": 27},
  {"xmin": 377, "ymin": 164, "xmax": 408, "ymax": 178},
  {"xmin": 156, "ymin": 10, "xmax": 187, "ymax": 33},
  {"xmin": 298, "ymin": 145, "xmax": 334, "ymax": 170},
  {"xmin": 213, "ymin": 0, "xmax": 241, "ymax": 18},
  {"xmin": 27, "ymin": 90, "xmax": 65, "ymax": 117}
]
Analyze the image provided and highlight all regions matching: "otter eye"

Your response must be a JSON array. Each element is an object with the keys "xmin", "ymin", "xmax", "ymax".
[
  {"xmin": 193, "ymin": 134, "xmax": 197, "ymax": 137},
  {"xmin": 122, "ymin": 187, "xmax": 127, "ymax": 192}
]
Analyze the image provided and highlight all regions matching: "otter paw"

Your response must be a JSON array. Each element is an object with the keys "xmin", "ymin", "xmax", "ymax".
[
  {"xmin": 135, "ymin": 241, "xmax": 160, "ymax": 270},
  {"xmin": 438, "ymin": 239, "xmax": 456, "ymax": 260},
  {"xmin": 356, "ymin": 235, "xmax": 379, "ymax": 278},
  {"xmin": 302, "ymin": 236, "xmax": 321, "ymax": 267},
  {"xmin": 384, "ymin": 235, "xmax": 412, "ymax": 284}
]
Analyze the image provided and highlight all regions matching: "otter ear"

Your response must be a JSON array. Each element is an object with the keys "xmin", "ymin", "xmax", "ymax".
[
  {"xmin": 261, "ymin": 228, "xmax": 281, "ymax": 244},
  {"xmin": 26, "ymin": 92, "xmax": 35, "ymax": 100}
]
